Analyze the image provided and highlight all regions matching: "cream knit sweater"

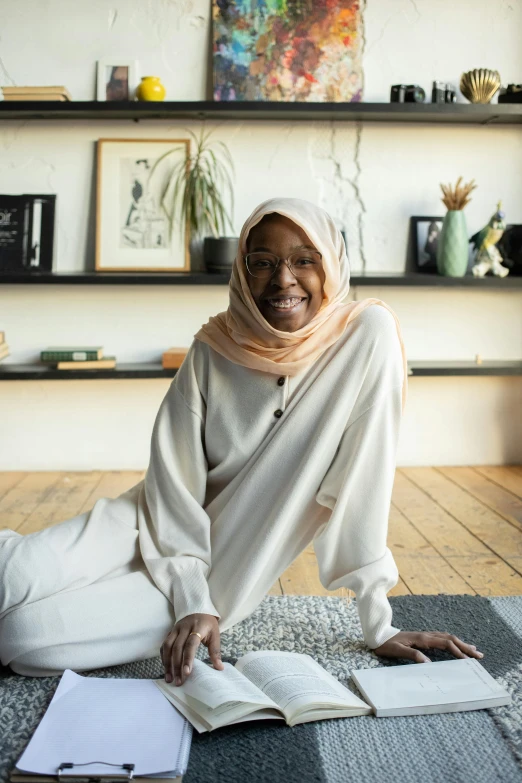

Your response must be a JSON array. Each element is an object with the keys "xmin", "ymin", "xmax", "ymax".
[{"xmin": 137, "ymin": 304, "xmax": 405, "ymax": 650}]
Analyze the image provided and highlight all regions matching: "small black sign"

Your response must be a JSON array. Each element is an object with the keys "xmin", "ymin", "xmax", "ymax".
[{"xmin": 0, "ymin": 194, "xmax": 56, "ymax": 273}]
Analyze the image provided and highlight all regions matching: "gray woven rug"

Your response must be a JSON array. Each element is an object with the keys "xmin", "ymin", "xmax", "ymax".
[{"xmin": 2, "ymin": 594, "xmax": 522, "ymax": 783}]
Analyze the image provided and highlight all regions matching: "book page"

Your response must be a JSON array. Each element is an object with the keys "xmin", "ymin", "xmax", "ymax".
[
  {"xmin": 168, "ymin": 660, "xmax": 278, "ymax": 709},
  {"xmin": 155, "ymin": 670, "xmax": 283, "ymax": 733},
  {"xmin": 235, "ymin": 651, "xmax": 370, "ymax": 721},
  {"xmin": 153, "ymin": 686, "xmax": 214, "ymax": 733},
  {"xmin": 184, "ymin": 695, "xmax": 283, "ymax": 730}
]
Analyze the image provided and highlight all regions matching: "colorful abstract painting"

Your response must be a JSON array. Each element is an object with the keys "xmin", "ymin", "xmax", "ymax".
[{"xmin": 212, "ymin": 0, "xmax": 363, "ymax": 102}]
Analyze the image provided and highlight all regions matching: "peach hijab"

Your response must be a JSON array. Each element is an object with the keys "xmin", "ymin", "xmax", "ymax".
[{"xmin": 194, "ymin": 197, "xmax": 408, "ymax": 413}]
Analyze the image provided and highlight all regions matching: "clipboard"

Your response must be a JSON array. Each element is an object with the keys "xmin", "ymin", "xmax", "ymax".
[
  {"xmin": 11, "ymin": 769, "xmax": 181, "ymax": 783},
  {"xmin": 11, "ymin": 761, "xmax": 181, "ymax": 782},
  {"xmin": 11, "ymin": 670, "xmax": 192, "ymax": 782}
]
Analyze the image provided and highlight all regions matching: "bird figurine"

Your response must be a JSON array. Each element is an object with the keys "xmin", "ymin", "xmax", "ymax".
[{"xmin": 470, "ymin": 201, "xmax": 509, "ymax": 277}]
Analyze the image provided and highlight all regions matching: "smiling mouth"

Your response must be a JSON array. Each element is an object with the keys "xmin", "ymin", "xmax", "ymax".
[{"xmin": 265, "ymin": 297, "xmax": 307, "ymax": 312}]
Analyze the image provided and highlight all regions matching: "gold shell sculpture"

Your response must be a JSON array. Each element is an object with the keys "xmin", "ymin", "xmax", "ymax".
[{"xmin": 460, "ymin": 68, "xmax": 501, "ymax": 104}]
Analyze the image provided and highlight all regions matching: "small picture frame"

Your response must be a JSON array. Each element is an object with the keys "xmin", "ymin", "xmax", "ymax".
[
  {"xmin": 95, "ymin": 138, "xmax": 191, "ymax": 272},
  {"xmin": 411, "ymin": 215, "xmax": 444, "ymax": 273},
  {"xmin": 96, "ymin": 59, "xmax": 139, "ymax": 101},
  {"xmin": 0, "ymin": 194, "xmax": 56, "ymax": 273},
  {"xmin": 497, "ymin": 224, "xmax": 522, "ymax": 275}
]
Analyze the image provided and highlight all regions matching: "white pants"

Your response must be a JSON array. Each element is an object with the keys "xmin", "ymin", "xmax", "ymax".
[{"xmin": 0, "ymin": 486, "xmax": 175, "ymax": 677}]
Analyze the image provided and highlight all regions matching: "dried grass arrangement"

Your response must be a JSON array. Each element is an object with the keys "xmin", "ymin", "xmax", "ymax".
[{"xmin": 439, "ymin": 176, "xmax": 477, "ymax": 210}]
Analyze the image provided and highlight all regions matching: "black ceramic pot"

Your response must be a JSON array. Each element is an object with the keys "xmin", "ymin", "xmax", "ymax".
[{"xmin": 203, "ymin": 237, "xmax": 239, "ymax": 272}]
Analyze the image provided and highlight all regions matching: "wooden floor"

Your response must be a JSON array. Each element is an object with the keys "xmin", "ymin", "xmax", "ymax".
[{"xmin": 1, "ymin": 466, "xmax": 522, "ymax": 599}]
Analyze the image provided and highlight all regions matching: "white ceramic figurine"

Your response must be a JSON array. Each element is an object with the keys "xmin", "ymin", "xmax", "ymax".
[{"xmin": 470, "ymin": 201, "xmax": 509, "ymax": 277}]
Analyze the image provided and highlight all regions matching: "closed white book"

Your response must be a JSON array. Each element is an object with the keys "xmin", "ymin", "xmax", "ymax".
[{"xmin": 350, "ymin": 657, "xmax": 511, "ymax": 717}]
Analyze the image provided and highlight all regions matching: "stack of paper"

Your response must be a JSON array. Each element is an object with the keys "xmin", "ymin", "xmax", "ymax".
[{"xmin": 12, "ymin": 670, "xmax": 192, "ymax": 782}]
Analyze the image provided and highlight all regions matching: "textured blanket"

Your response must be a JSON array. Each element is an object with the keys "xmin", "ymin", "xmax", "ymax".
[{"xmin": 2, "ymin": 594, "xmax": 522, "ymax": 783}]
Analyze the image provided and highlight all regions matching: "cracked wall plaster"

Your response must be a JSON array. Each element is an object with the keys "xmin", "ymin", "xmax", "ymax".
[
  {"xmin": 308, "ymin": 124, "xmax": 367, "ymax": 273},
  {"xmin": 408, "ymin": 0, "xmax": 420, "ymax": 19},
  {"xmin": 305, "ymin": 0, "xmax": 368, "ymax": 273},
  {"xmin": 0, "ymin": 45, "xmax": 16, "ymax": 86},
  {"xmin": 128, "ymin": 0, "xmax": 208, "ymax": 81},
  {"xmin": 266, "ymin": 124, "xmax": 296, "ymax": 170},
  {"xmin": 108, "ymin": 9, "xmax": 118, "ymax": 29},
  {"xmin": 0, "ymin": 122, "xmax": 28, "ymax": 152},
  {"xmin": 189, "ymin": 15, "xmax": 206, "ymax": 28},
  {"xmin": 131, "ymin": 0, "xmax": 202, "ymax": 37}
]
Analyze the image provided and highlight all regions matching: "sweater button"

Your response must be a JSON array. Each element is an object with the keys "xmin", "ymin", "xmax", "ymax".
[
  {"xmin": 274, "ymin": 409, "xmax": 283, "ymax": 418},
  {"xmin": 277, "ymin": 376, "xmax": 285, "ymax": 386}
]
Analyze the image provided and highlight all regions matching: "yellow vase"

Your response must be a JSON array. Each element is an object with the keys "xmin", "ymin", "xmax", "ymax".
[{"xmin": 136, "ymin": 76, "xmax": 166, "ymax": 101}]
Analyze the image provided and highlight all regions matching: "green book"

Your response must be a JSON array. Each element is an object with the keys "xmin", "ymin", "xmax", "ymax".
[{"xmin": 41, "ymin": 347, "xmax": 103, "ymax": 362}]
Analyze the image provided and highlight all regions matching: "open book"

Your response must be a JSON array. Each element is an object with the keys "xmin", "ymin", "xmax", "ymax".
[
  {"xmin": 154, "ymin": 650, "xmax": 371, "ymax": 732},
  {"xmin": 154, "ymin": 651, "xmax": 512, "ymax": 733}
]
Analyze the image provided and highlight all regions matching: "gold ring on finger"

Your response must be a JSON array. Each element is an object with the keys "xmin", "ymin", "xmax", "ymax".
[{"xmin": 189, "ymin": 632, "xmax": 203, "ymax": 640}]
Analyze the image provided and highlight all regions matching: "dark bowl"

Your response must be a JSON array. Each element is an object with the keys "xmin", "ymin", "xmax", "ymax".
[{"xmin": 203, "ymin": 236, "xmax": 239, "ymax": 269}]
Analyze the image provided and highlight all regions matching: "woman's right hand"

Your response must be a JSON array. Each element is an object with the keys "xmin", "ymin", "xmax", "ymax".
[{"xmin": 160, "ymin": 613, "xmax": 224, "ymax": 686}]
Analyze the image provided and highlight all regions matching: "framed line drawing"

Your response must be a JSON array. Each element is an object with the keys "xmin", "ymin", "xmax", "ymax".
[{"xmin": 95, "ymin": 138, "xmax": 191, "ymax": 272}]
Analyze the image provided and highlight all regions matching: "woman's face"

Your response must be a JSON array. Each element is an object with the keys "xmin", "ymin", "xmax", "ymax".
[{"xmin": 245, "ymin": 214, "xmax": 326, "ymax": 332}]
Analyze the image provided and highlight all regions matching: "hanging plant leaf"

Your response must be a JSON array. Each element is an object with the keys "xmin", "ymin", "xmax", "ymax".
[{"xmin": 155, "ymin": 126, "xmax": 236, "ymax": 242}]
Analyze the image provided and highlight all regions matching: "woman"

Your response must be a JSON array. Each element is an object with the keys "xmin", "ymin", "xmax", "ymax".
[{"xmin": 0, "ymin": 198, "xmax": 481, "ymax": 679}]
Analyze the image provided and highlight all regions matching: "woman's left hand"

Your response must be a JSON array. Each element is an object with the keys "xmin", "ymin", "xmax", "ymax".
[{"xmin": 373, "ymin": 631, "xmax": 484, "ymax": 663}]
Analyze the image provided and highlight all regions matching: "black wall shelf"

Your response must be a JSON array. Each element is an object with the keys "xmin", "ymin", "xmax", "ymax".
[
  {"xmin": 1, "ymin": 101, "xmax": 520, "ymax": 385},
  {"xmin": 1, "ymin": 271, "xmax": 521, "ymax": 288},
  {"xmin": 407, "ymin": 360, "xmax": 522, "ymax": 377},
  {"xmin": 0, "ymin": 101, "xmax": 521, "ymax": 125},
  {"xmin": 0, "ymin": 360, "xmax": 521, "ymax": 381},
  {"xmin": 0, "ymin": 363, "xmax": 177, "ymax": 380}
]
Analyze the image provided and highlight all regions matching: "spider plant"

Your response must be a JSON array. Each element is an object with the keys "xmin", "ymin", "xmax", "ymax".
[{"xmin": 149, "ymin": 127, "xmax": 235, "ymax": 241}]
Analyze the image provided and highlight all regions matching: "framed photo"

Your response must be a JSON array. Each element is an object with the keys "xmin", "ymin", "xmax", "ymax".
[
  {"xmin": 498, "ymin": 224, "xmax": 522, "ymax": 275},
  {"xmin": 0, "ymin": 194, "xmax": 56, "ymax": 273},
  {"xmin": 95, "ymin": 138, "xmax": 191, "ymax": 272},
  {"xmin": 411, "ymin": 215, "xmax": 444, "ymax": 273},
  {"xmin": 96, "ymin": 59, "xmax": 139, "ymax": 101}
]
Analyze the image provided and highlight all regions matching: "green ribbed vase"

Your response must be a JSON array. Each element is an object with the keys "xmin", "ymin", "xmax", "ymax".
[{"xmin": 436, "ymin": 210, "xmax": 469, "ymax": 277}]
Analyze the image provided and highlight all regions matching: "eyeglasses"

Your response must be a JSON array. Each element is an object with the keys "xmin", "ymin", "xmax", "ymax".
[{"xmin": 245, "ymin": 250, "xmax": 322, "ymax": 279}]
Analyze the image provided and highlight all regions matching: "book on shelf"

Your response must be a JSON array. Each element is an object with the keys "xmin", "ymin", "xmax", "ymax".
[
  {"xmin": 2, "ymin": 94, "xmax": 69, "ymax": 102},
  {"xmin": 0, "ymin": 330, "xmax": 4, "ymax": 343},
  {"xmin": 41, "ymin": 347, "xmax": 104, "ymax": 362},
  {"xmin": 0, "ymin": 343, "xmax": 9, "ymax": 361},
  {"xmin": 155, "ymin": 650, "xmax": 510, "ymax": 733},
  {"xmin": 162, "ymin": 347, "xmax": 188, "ymax": 369},
  {"xmin": 56, "ymin": 357, "xmax": 116, "ymax": 370},
  {"xmin": 1, "ymin": 85, "xmax": 71, "ymax": 101}
]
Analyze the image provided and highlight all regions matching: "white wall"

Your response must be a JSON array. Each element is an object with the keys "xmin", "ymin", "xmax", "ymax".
[{"xmin": 0, "ymin": 0, "xmax": 521, "ymax": 469}]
